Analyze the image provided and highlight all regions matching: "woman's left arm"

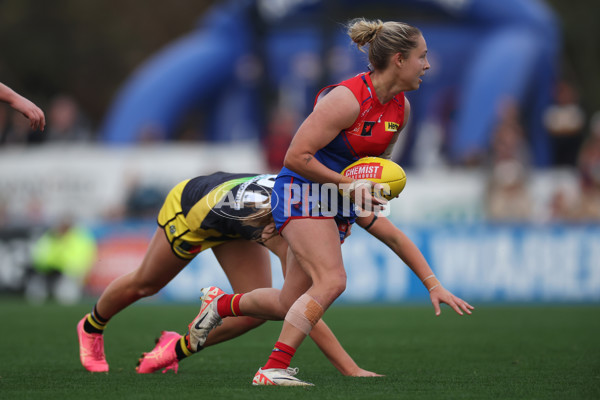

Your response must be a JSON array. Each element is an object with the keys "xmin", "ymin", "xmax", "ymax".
[{"xmin": 356, "ymin": 214, "xmax": 474, "ymax": 316}]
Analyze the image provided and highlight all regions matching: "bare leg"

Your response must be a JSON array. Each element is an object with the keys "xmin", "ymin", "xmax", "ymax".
[
  {"xmin": 223, "ymin": 220, "xmax": 345, "ymax": 346},
  {"xmin": 277, "ymin": 218, "xmax": 346, "ymax": 348},
  {"xmin": 267, "ymin": 242, "xmax": 379, "ymax": 376},
  {"xmin": 194, "ymin": 234, "xmax": 379, "ymax": 376},
  {"xmin": 202, "ymin": 240, "xmax": 277, "ymax": 346},
  {"xmin": 95, "ymin": 228, "xmax": 188, "ymax": 319},
  {"xmin": 78, "ymin": 227, "xmax": 188, "ymax": 373}
]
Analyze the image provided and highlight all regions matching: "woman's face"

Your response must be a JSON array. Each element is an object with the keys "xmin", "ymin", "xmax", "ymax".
[{"xmin": 397, "ymin": 34, "xmax": 430, "ymax": 91}]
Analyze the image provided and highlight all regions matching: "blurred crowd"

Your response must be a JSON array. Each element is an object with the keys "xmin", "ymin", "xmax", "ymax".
[
  {"xmin": 25, "ymin": 216, "xmax": 97, "ymax": 304},
  {"xmin": 0, "ymin": 93, "xmax": 93, "ymax": 145},
  {"xmin": 485, "ymin": 79, "xmax": 600, "ymax": 223}
]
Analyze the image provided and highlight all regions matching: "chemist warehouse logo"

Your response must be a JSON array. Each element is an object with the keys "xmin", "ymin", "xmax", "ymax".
[
  {"xmin": 343, "ymin": 162, "xmax": 383, "ymax": 180},
  {"xmin": 209, "ymin": 175, "xmax": 279, "ymax": 221}
]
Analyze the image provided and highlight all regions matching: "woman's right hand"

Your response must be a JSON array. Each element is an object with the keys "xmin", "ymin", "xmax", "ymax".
[{"xmin": 350, "ymin": 180, "xmax": 388, "ymax": 212}]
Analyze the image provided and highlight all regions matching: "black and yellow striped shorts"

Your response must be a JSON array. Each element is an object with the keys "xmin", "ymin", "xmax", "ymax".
[{"xmin": 157, "ymin": 179, "xmax": 227, "ymax": 260}]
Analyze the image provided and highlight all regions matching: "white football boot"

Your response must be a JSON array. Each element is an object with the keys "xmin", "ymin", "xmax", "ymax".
[
  {"xmin": 187, "ymin": 287, "xmax": 224, "ymax": 351},
  {"xmin": 252, "ymin": 367, "xmax": 314, "ymax": 386}
]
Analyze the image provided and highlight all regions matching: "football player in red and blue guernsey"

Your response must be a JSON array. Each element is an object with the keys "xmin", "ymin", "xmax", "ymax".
[{"xmin": 188, "ymin": 18, "xmax": 473, "ymax": 386}]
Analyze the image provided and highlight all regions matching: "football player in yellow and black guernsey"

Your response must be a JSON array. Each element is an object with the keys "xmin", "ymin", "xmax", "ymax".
[{"xmin": 158, "ymin": 172, "xmax": 278, "ymax": 259}]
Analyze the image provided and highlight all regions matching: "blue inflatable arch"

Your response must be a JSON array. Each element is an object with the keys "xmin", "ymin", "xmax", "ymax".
[
  {"xmin": 100, "ymin": 0, "xmax": 559, "ymax": 166},
  {"xmin": 100, "ymin": 2, "xmax": 255, "ymax": 143}
]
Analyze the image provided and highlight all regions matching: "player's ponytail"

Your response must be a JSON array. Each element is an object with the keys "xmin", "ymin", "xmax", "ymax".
[
  {"xmin": 347, "ymin": 18, "xmax": 422, "ymax": 71},
  {"xmin": 348, "ymin": 18, "xmax": 384, "ymax": 48}
]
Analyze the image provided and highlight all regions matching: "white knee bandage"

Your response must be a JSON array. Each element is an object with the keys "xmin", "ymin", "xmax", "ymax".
[{"xmin": 284, "ymin": 294, "xmax": 324, "ymax": 335}]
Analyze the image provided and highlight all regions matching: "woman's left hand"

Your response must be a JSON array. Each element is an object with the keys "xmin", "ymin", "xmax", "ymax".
[{"xmin": 429, "ymin": 286, "xmax": 474, "ymax": 316}]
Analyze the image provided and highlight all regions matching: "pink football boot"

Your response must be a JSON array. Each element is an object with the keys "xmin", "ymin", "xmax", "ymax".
[
  {"xmin": 136, "ymin": 331, "xmax": 181, "ymax": 374},
  {"xmin": 77, "ymin": 315, "xmax": 109, "ymax": 372}
]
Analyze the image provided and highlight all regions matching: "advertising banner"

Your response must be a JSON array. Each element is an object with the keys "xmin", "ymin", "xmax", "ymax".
[{"xmin": 2, "ymin": 219, "xmax": 598, "ymax": 303}]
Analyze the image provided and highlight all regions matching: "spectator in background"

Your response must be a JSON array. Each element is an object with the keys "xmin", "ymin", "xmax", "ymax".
[
  {"xmin": 44, "ymin": 94, "xmax": 93, "ymax": 142},
  {"xmin": 0, "ymin": 82, "xmax": 45, "ymax": 145},
  {"xmin": 263, "ymin": 107, "xmax": 297, "ymax": 172},
  {"xmin": 573, "ymin": 113, "xmax": 600, "ymax": 220},
  {"xmin": 543, "ymin": 79, "xmax": 585, "ymax": 166},
  {"xmin": 125, "ymin": 183, "xmax": 166, "ymax": 220},
  {"xmin": 25, "ymin": 216, "xmax": 97, "ymax": 304},
  {"xmin": 489, "ymin": 98, "xmax": 530, "ymax": 167},
  {"xmin": 485, "ymin": 98, "xmax": 533, "ymax": 222},
  {"xmin": 3, "ymin": 111, "xmax": 45, "ymax": 145},
  {"xmin": 548, "ymin": 112, "xmax": 600, "ymax": 222},
  {"xmin": 486, "ymin": 160, "xmax": 533, "ymax": 222},
  {"xmin": 549, "ymin": 183, "xmax": 579, "ymax": 222}
]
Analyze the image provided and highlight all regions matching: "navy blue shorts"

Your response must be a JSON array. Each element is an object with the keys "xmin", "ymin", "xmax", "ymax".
[{"xmin": 270, "ymin": 174, "xmax": 355, "ymax": 243}]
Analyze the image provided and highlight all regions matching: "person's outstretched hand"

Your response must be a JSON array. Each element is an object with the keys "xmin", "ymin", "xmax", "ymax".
[
  {"xmin": 11, "ymin": 94, "xmax": 45, "ymax": 131},
  {"xmin": 430, "ymin": 286, "xmax": 474, "ymax": 316}
]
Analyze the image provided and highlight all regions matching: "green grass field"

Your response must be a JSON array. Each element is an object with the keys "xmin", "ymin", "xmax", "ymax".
[{"xmin": 1, "ymin": 300, "xmax": 599, "ymax": 399}]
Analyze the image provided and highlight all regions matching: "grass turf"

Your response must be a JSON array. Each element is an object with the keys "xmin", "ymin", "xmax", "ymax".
[{"xmin": 1, "ymin": 300, "xmax": 599, "ymax": 399}]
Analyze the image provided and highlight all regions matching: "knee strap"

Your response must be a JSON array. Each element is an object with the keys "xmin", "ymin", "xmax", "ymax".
[{"xmin": 284, "ymin": 293, "xmax": 324, "ymax": 335}]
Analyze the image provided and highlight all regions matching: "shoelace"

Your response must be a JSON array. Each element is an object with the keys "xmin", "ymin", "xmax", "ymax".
[
  {"xmin": 286, "ymin": 367, "xmax": 299, "ymax": 376},
  {"xmin": 199, "ymin": 305, "xmax": 223, "ymax": 336}
]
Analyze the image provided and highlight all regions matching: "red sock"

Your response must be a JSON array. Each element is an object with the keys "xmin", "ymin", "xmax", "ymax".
[
  {"xmin": 263, "ymin": 341, "xmax": 296, "ymax": 370},
  {"xmin": 216, "ymin": 293, "xmax": 244, "ymax": 317}
]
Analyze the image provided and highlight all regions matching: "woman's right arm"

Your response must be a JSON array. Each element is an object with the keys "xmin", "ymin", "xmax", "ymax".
[{"xmin": 283, "ymin": 86, "xmax": 386, "ymax": 210}]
